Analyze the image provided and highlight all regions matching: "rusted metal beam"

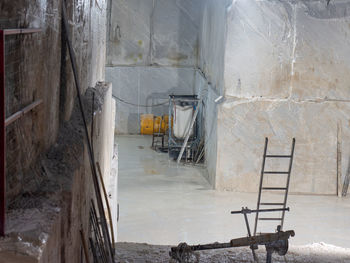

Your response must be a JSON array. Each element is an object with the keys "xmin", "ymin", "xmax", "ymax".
[
  {"xmin": 171, "ymin": 230, "xmax": 294, "ymax": 253},
  {"xmin": 80, "ymin": 229, "xmax": 91, "ymax": 263},
  {"xmin": 170, "ymin": 230, "xmax": 295, "ymax": 263},
  {"xmin": 3, "ymin": 29, "xmax": 42, "ymax": 36},
  {"xmin": 0, "ymin": 30, "xmax": 5, "ymax": 237},
  {"xmin": 5, "ymin": 99, "xmax": 42, "ymax": 127},
  {"xmin": 229, "ymin": 230, "xmax": 295, "ymax": 247},
  {"xmin": 62, "ymin": 2, "xmax": 114, "ymax": 261}
]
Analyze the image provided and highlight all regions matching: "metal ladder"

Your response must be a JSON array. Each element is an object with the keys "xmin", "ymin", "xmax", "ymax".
[{"xmin": 253, "ymin": 138, "xmax": 296, "ymax": 236}]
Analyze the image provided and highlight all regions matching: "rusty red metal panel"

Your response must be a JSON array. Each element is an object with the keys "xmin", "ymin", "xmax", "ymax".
[
  {"xmin": 0, "ymin": 30, "xmax": 5, "ymax": 237},
  {"xmin": 5, "ymin": 99, "xmax": 43, "ymax": 127},
  {"xmin": 4, "ymin": 28, "xmax": 42, "ymax": 35}
]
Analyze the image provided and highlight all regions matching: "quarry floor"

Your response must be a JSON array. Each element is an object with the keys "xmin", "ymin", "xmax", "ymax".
[
  {"xmin": 115, "ymin": 242, "xmax": 350, "ymax": 263},
  {"xmin": 117, "ymin": 135, "xmax": 350, "ymax": 250}
]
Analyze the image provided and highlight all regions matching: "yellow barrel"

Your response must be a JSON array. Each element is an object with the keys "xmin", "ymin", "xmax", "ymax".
[
  {"xmin": 140, "ymin": 114, "xmax": 154, "ymax": 135},
  {"xmin": 154, "ymin": 116, "xmax": 162, "ymax": 133}
]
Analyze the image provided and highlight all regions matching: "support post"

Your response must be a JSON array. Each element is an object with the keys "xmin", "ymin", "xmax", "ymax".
[
  {"xmin": 0, "ymin": 30, "xmax": 5, "ymax": 237},
  {"xmin": 337, "ymin": 122, "xmax": 342, "ymax": 197},
  {"xmin": 62, "ymin": 2, "xmax": 114, "ymax": 260}
]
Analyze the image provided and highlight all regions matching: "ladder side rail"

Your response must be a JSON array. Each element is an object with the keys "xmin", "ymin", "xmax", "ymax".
[
  {"xmin": 253, "ymin": 137, "xmax": 269, "ymax": 236},
  {"xmin": 281, "ymin": 138, "xmax": 296, "ymax": 229}
]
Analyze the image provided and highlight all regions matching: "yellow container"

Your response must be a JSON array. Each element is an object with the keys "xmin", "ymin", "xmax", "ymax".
[
  {"xmin": 140, "ymin": 114, "xmax": 172, "ymax": 134},
  {"xmin": 140, "ymin": 114, "xmax": 154, "ymax": 135},
  {"xmin": 154, "ymin": 116, "xmax": 162, "ymax": 133}
]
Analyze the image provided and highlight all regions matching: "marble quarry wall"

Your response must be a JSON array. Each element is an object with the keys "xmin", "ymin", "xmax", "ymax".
[
  {"xmin": 195, "ymin": 0, "xmax": 230, "ymax": 187},
  {"xmin": 0, "ymin": 1, "xmax": 116, "ymax": 262},
  {"xmin": 194, "ymin": 71, "xmax": 219, "ymax": 186},
  {"xmin": 106, "ymin": 66, "xmax": 197, "ymax": 134},
  {"xmin": 105, "ymin": 0, "xmax": 350, "ymax": 194},
  {"xmin": 0, "ymin": 84, "xmax": 116, "ymax": 263},
  {"xmin": 0, "ymin": 0, "xmax": 107, "ymax": 200},
  {"xmin": 216, "ymin": 0, "xmax": 350, "ymax": 194},
  {"xmin": 199, "ymin": 0, "xmax": 230, "ymax": 95},
  {"xmin": 106, "ymin": 0, "xmax": 203, "ymax": 67},
  {"xmin": 106, "ymin": 0, "xmax": 204, "ymax": 134}
]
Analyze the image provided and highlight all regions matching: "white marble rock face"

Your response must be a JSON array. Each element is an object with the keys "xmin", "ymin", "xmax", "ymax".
[
  {"xmin": 107, "ymin": 0, "xmax": 202, "ymax": 67},
  {"xmin": 106, "ymin": 0, "xmax": 350, "ymax": 194},
  {"xmin": 224, "ymin": 0, "xmax": 294, "ymax": 98},
  {"xmin": 216, "ymin": 0, "xmax": 350, "ymax": 194},
  {"xmin": 292, "ymin": 1, "xmax": 350, "ymax": 101},
  {"xmin": 107, "ymin": 0, "xmax": 153, "ymax": 66},
  {"xmin": 199, "ymin": 0, "xmax": 228, "ymax": 94},
  {"xmin": 217, "ymin": 100, "xmax": 350, "ymax": 194}
]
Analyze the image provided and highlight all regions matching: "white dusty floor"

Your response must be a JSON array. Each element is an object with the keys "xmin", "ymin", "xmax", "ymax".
[{"xmin": 117, "ymin": 135, "xmax": 350, "ymax": 249}]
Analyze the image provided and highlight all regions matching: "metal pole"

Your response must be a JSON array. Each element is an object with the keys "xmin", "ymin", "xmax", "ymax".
[
  {"xmin": 3, "ymin": 29, "xmax": 42, "ymax": 35},
  {"xmin": 61, "ymin": 2, "xmax": 114, "ymax": 261},
  {"xmin": 96, "ymin": 162, "xmax": 115, "ymax": 249},
  {"xmin": 0, "ymin": 30, "xmax": 5, "ymax": 237},
  {"xmin": 5, "ymin": 99, "xmax": 42, "ymax": 126},
  {"xmin": 91, "ymin": 92, "xmax": 94, "ymax": 153},
  {"xmin": 281, "ymin": 138, "xmax": 295, "ymax": 229},
  {"xmin": 231, "ymin": 207, "xmax": 289, "ymax": 215},
  {"xmin": 80, "ymin": 229, "xmax": 91, "ymax": 263},
  {"xmin": 254, "ymin": 138, "xmax": 268, "ymax": 236},
  {"xmin": 242, "ymin": 208, "xmax": 258, "ymax": 262}
]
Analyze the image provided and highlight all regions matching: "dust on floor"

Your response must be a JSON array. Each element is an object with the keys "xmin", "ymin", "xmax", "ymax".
[{"xmin": 115, "ymin": 242, "xmax": 350, "ymax": 263}]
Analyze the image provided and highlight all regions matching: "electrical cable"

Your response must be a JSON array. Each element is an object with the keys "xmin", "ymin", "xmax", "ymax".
[
  {"xmin": 62, "ymin": 2, "xmax": 114, "ymax": 261},
  {"xmin": 112, "ymin": 94, "xmax": 169, "ymax": 107}
]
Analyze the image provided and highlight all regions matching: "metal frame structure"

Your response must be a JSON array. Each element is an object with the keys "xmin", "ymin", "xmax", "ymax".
[
  {"xmin": 231, "ymin": 207, "xmax": 291, "ymax": 262},
  {"xmin": 170, "ymin": 207, "xmax": 294, "ymax": 263},
  {"xmin": 168, "ymin": 95, "xmax": 202, "ymax": 162},
  {"xmin": 0, "ymin": 28, "xmax": 42, "ymax": 237},
  {"xmin": 254, "ymin": 138, "xmax": 296, "ymax": 236},
  {"xmin": 171, "ymin": 211, "xmax": 294, "ymax": 263}
]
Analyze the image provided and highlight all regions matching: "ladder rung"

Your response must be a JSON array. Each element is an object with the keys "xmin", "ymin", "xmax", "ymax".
[
  {"xmin": 262, "ymin": 187, "xmax": 287, "ymax": 190},
  {"xmin": 259, "ymin": 218, "xmax": 283, "ymax": 221},
  {"xmin": 260, "ymin": 203, "xmax": 285, "ymax": 206},
  {"xmin": 265, "ymin": 155, "xmax": 291, "ymax": 158},
  {"xmin": 263, "ymin": 171, "xmax": 289, "ymax": 174}
]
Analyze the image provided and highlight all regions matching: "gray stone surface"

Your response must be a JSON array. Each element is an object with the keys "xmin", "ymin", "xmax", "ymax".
[
  {"xmin": 106, "ymin": 0, "xmax": 205, "ymax": 135},
  {"xmin": 152, "ymin": 0, "xmax": 202, "ymax": 66},
  {"xmin": 199, "ymin": 0, "xmax": 229, "ymax": 94},
  {"xmin": 107, "ymin": 0, "xmax": 153, "ymax": 66},
  {"xmin": 0, "ymin": 0, "xmax": 107, "ymax": 199},
  {"xmin": 217, "ymin": 100, "xmax": 350, "ymax": 194},
  {"xmin": 195, "ymin": 71, "xmax": 219, "ymax": 187},
  {"xmin": 106, "ymin": 0, "xmax": 350, "ymax": 194},
  {"xmin": 106, "ymin": 66, "xmax": 197, "ymax": 134},
  {"xmin": 292, "ymin": 1, "xmax": 350, "ymax": 101},
  {"xmin": 107, "ymin": 0, "xmax": 203, "ymax": 67},
  {"xmin": 216, "ymin": 0, "xmax": 350, "ymax": 194},
  {"xmin": 196, "ymin": 0, "xmax": 229, "ymax": 187},
  {"xmin": 224, "ymin": 0, "xmax": 294, "ymax": 98},
  {"xmin": 0, "ymin": 84, "xmax": 115, "ymax": 263}
]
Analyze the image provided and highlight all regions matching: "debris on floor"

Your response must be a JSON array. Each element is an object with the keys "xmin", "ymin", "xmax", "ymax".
[{"xmin": 114, "ymin": 242, "xmax": 350, "ymax": 263}]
